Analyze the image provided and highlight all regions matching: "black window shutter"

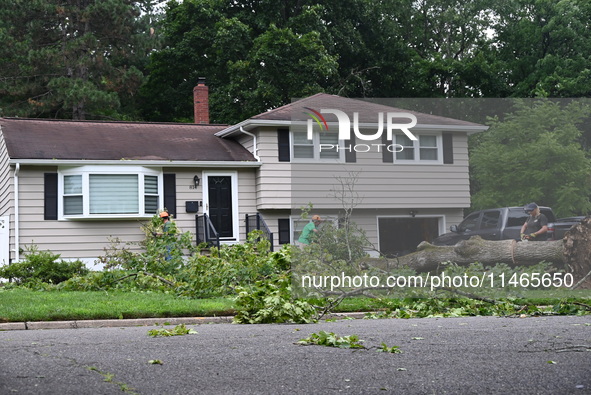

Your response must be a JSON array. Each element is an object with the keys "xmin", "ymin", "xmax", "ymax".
[
  {"xmin": 382, "ymin": 133, "xmax": 393, "ymax": 163},
  {"xmin": 163, "ymin": 174, "xmax": 176, "ymax": 217},
  {"xmin": 344, "ymin": 135, "xmax": 356, "ymax": 163},
  {"xmin": 278, "ymin": 129, "xmax": 290, "ymax": 162},
  {"xmin": 278, "ymin": 218, "xmax": 291, "ymax": 244},
  {"xmin": 442, "ymin": 132, "xmax": 454, "ymax": 164},
  {"xmin": 44, "ymin": 173, "xmax": 58, "ymax": 220}
]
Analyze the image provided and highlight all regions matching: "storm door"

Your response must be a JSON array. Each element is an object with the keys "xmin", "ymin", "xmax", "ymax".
[{"xmin": 206, "ymin": 175, "xmax": 234, "ymax": 238}]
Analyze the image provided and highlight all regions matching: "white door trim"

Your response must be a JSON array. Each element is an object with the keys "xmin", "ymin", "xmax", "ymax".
[{"xmin": 202, "ymin": 171, "xmax": 240, "ymax": 242}]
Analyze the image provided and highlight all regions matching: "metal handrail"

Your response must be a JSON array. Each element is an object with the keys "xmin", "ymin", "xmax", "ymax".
[
  {"xmin": 195, "ymin": 213, "xmax": 220, "ymax": 249},
  {"xmin": 245, "ymin": 213, "xmax": 274, "ymax": 251}
]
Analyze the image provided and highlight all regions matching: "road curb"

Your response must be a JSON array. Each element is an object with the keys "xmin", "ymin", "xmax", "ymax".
[
  {"xmin": 0, "ymin": 312, "xmax": 368, "ymax": 331},
  {"xmin": 0, "ymin": 316, "xmax": 234, "ymax": 331}
]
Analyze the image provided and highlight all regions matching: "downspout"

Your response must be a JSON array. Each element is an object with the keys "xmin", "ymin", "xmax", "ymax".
[
  {"xmin": 13, "ymin": 163, "xmax": 20, "ymax": 262},
  {"xmin": 239, "ymin": 126, "xmax": 261, "ymax": 162}
]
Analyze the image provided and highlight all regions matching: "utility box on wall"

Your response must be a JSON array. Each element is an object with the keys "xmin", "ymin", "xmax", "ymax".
[{"xmin": 185, "ymin": 201, "xmax": 200, "ymax": 213}]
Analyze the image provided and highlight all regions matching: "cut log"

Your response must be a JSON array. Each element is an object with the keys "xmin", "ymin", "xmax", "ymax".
[
  {"xmin": 563, "ymin": 217, "xmax": 591, "ymax": 288},
  {"xmin": 385, "ymin": 237, "xmax": 565, "ymax": 273},
  {"xmin": 372, "ymin": 216, "xmax": 591, "ymax": 287}
]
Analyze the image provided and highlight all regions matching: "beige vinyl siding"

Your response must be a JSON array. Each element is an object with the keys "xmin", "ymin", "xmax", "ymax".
[
  {"xmin": 157, "ymin": 169, "xmax": 258, "ymax": 242},
  {"xmin": 255, "ymin": 207, "xmax": 465, "ymax": 251},
  {"xmin": 288, "ymin": 208, "xmax": 463, "ymax": 251},
  {"xmin": 252, "ymin": 209, "xmax": 292, "ymax": 247},
  {"xmin": 255, "ymin": 128, "xmax": 292, "ymax": 208},
  {"xmin": 291, "ymin": 131, "xmax": 470, "ymax": 209},
  {"xmin": 167, "ymin": 169, "xmax": 201, "ymax": 235},
  {"xmin": 16, "ymin": 166, "xmax": 146, "ymax": 261},
  {"xmin": 14, "ymin": 166, "xmax": 257, "ymax": 262},
  {"xmin": 235, "ymin": 133, "xmax": 254, "ymax": 154},
  {"xmin": 252, "ymin": 128, "xmax": 471, "ymax": 211}
]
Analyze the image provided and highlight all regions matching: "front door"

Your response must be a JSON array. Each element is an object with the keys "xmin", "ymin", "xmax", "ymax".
[{"xmin": 206, "ymin": 175, "xmax": 234, "ymax": 238}]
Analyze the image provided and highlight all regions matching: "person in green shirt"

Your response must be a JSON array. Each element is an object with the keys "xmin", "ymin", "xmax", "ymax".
[{"xmin": 298, "ymin": 215, "xmax": 322, "ymax": 245}]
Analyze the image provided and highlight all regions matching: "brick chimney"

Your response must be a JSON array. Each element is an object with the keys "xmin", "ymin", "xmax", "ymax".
[{"xmin": 193, "ymin": 77, "xmax": 209, "ymax": 124}]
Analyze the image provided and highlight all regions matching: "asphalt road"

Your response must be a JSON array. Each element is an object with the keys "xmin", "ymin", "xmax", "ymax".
[{"xmin": 1, "ymin": 315, "xmax": 590, "ymax": 394}]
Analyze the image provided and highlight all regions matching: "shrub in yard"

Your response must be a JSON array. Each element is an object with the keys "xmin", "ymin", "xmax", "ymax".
[
  {"xmin": 0, "ymin": 245, "xmax": 88, "ymax": 285},
  {"xmin": 98, "ymin": 214, "xmax": 198, "ymax": 276}
]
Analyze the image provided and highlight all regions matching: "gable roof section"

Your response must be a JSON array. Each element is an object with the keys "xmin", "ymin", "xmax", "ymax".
[
  {"xmin": 1, "ymin": 118, "xmax": 256, "ymax": 163},
  {"xmin": 216, "ymin": 93, "xmax": 487, "ymax": 137}
]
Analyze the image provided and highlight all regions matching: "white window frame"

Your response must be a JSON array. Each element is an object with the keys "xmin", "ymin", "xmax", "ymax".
[
  {"xmin": 394, "ymin": 133, "xmax": 443, "ymax": 164},
  {"xmin": 58, "ymin": 166, "xmax": 163, "ymax": 220},
  {"xmin": 290, "ymin": 215, "xmax": 339, "ymax": 243},
  {"xmin": 290, "ymin": 130, "xmax": 344, "ymax": 162}
]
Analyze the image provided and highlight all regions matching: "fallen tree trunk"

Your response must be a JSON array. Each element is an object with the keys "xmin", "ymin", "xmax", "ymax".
[
  {"xmin": 563, "ymin": 217, "xmax": 591, "ymax": 288},
  {"xmin": 374, "ymin": 217, "xmax": 591, "ymax": 287},
  {"xmin": 389, "ymin": 237, "xmax": 564, "ymax": 273}
]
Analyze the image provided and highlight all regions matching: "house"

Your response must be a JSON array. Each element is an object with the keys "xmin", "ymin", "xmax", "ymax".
[{"xmin": 0, "ymin": 85, "xmax": 487, "ymax": 267}]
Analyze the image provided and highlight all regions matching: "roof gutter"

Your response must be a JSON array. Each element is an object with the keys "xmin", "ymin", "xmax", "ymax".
[
  {"xmin": 216, "ymin": 120, "xmax": 488, "ymax": 138},
  {"xmin": 13, "ymin": 163, "xmax": 20, "ymax": 262},
  {"xmin": 9, "ymin": 159, "xmax": 262, "ymax": 167},
  {"xmin": 239, "ymin": 126, "xmax": 261, "ymax": 162},
  {"xmin": 215, "ymin": 120, "xmax": 292, "ymax": 137}
]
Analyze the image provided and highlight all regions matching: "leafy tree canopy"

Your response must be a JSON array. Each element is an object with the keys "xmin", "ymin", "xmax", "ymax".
[
  {"xmin": 470, "ymin": 99, "xmax": 591, "ymax": 217},
  {"xmin": 0, "ymin": 0, "xmax": 161, "ymax": 120},
  {"xmin": 140, "ymin": 0, "xmax": 496, "ymax": 123},
  {"xmin": 488, "ymin": 0, "xmax": 591, "ymax": 97}
]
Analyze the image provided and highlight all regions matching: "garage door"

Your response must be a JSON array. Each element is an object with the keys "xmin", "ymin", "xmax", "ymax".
[{"xmin": 378, "ymin": 217, "xmax": 439, "ymax": 257}]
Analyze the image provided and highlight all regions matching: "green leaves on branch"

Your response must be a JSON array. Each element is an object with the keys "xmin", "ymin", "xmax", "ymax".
[
  {"xmin": 147, "ymin": 324, "xmax": 198, "ymax": 337},
  {"xmin": 233, "ymin": 274, "xmax": 317, "ymax": 324},
  {"xmin": 297, "ymin": 331, "xmax": 402, "ymax": 353},
  {"xmin": 298, "ymin": 331, "xmax": 364, "ymax": 349}
]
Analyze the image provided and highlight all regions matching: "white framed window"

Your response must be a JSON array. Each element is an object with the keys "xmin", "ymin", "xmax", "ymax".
[
  {"xmin": 291, "ymin": 215, "xmax": 339, "ymax": 243},
  {"xmin": 291, "ymin": 131, "xmax": 342, "ymax": 162},
  {"xmin": 59, "ymin": 166, "xmax": 162, "ymax": 219},
  {"xmin": 395, "ymin": 134, "xmax": 442, "ymax": 163}
]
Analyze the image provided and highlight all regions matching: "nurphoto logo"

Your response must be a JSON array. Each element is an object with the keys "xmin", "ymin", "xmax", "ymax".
[{"xmin": 304, "ymin": 107, "xmax": 418, "ymax": 153}]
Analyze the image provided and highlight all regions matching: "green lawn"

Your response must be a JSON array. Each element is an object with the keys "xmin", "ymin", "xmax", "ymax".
[
  {"xmin": 0, "ymin": 289, "xmax": 235, "ymax": 322},
  {"xmin": 0, "ymin": 289, "xmax": 389, "ymax": 322},
  {"xmin": 1, "ymin": 288, "xmax": 589, "ymax": 323}
]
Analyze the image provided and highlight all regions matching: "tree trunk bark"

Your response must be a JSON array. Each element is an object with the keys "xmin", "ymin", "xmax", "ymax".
[
  {"xmin": 371, "ymin": 217, "xmax": 590, "ymax": 289},
  {"xmin": 563, "ymin": 217, "xmax": 591, "ymax": 288},
  {"xmin": 386, "ymin": 237, "xmax": 564, "ymax": 273}
]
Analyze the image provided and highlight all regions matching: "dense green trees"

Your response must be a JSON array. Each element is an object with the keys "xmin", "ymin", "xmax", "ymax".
[
  {"xmin": 1, "ymin": 0, "xmax": 590, "ymax": 214},
  {"xmin": 488, "ymin": 0, "xmax": 591, "ymax": 97},
  {"xmin": 0, "ymin": 0, "xmax": 160, "ymax": 120},
  {"xmin": 470, "ymin": 99, "xmax": 591, "ymax": 217},
  {"xmin": 3, "ymin": 0, "xmax": 591, "ymax": 122},
  {"xmin": 140, "ymin": 0, "xmax": 499, "ymax": 123}
]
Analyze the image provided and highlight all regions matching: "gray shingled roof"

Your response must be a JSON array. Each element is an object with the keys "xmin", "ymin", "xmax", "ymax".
[
  {"xmin": 216, "ymin": 93, "xmax": 486, "ymax": 137},
  {"xmin": 1, "ymin": 118, "xmax": 256, "ymax": 162},
  {"xmin": 252, "ymin": 93, "xmax": 484, "ymax": 126}
]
